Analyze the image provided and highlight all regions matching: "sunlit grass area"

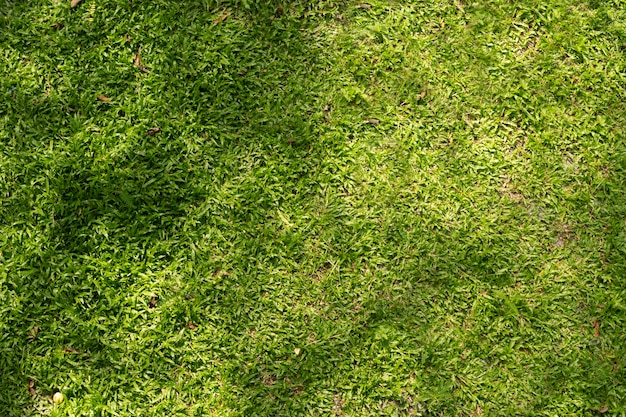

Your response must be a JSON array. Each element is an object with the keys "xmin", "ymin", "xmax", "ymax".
[{"xmin": 1, "ymin": 0, "xmax": 625, "ymax": 415}]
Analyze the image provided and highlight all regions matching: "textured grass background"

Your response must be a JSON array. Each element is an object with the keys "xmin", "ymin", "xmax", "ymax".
[{"xmin": 1, "ymin": 0, "xmax": 625, "ymax": 415}]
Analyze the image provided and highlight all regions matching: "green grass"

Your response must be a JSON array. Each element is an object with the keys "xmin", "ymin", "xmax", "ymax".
[{"xmin": 1, "ymin": 0, "xmax": 625, "ymax": 415}]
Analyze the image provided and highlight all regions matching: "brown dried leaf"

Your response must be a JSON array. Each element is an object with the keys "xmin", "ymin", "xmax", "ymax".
[
  {"xmin": 146, "ymin": 127, "xmax": 161, "ymax": 135},
  {"xmin": 149, "ymin": 296, "xmax": 157, "ymax": 309},
  {"xmin": 133, "ymin": 47, "xmax": 141, "ymax": 66},
  {"xmin": 214, "ymin": 12, "xmax": 230, "ymax": 24},
  {"xmin": 366, "ymin": 118, "xmax": 380, "ymax": 125},
  {"xmin": 418, "ymin": 91, "xmax": 427, "ymax": 101},
  {"xmin": 591, "ymin": 405, "xmax": 609, "ymax": 414},
  {"xmin": 28, "ymin": 380, "xmax": 36, "ymax": 397},
  {"xmin": 97, "ymin": 95, "xmax": 110, "ymax": 102},
  {"xmin": 261, "ymin": 374, "xmax": 276, "ymax": 386},
  {"xmin": 28, "ymin": 326, "xmax": 39, "ymax": 340},
  {"xmin": 357, "ymin": 3, "xmax": 372, "ymax": 9},
  {"xmin": 70, "ymin": 0, "xmax": 82, "ymax": 8},
  {"xmin": 187, "ymin": 322, "xmax": 197, "ymax": 329},
  {"xmin": 63, "ymin": 346, "xmax": 81, "ymax": 354},
  {"xmin": 134, "ymin": 47, "xmax": 149, "ymax": 73},
  {"xmin": 593, "ymin": 319, "xmax": 600, "ymax": 338}
]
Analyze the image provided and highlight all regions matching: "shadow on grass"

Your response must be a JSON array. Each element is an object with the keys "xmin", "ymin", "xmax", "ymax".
[{"xmin": 0, "ymin": 1, "xmax": 344, "ymax": 414}]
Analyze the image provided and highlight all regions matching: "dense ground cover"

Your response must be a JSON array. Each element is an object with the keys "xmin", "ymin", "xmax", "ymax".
[{"xmin": 1, "ymin": 0, "xmax": 625, "ymax": 415}]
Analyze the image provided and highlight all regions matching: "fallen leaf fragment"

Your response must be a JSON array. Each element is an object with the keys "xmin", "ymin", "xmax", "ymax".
[
  {"xmin": 366, "ymin": 118, "xmax": 380, "ymax": 125},
  {"xmin": 214, "ymin": 12, "xmax": 230, "ymax": 24},
  {"xmin": 357, "ymin": 3, "xmax": 372, "ymax": 9},
  {"xmin": 28, "ymin": 380, "xmax": 36, "ymax": 397},
  {"xmin": 29, "ymin": 326, "xmax": 39, "ymax": 340},
  {"xmin": 591, "ymin": 405, "xmax": 609, "ymax": 414},
  {"xmin": 418, "ymin": 91, "xmax": 427, "ymax": 101},
  {"xmin": 294, "ymin": 347, "xmax": 301, "ymax": 355},
  {"xmin": 593, "ymin": 318, "xmax": 600, "ymax": 338},
  {"xmin": 97, "ymin": 95, "xmax": 110, "ymax": 102},
  {"xmin": 133, "ymin": 47, "xmax": 141, "ymax": 66},
  {"xmin": 149, "ymin": 296, "xmax": 157, "ymax": 308},
  {"xmin": 63, "ymin": 346, "xmax": 81, "ymax": 354},
  {"xmin": 134, "ymin": 47, "xmax": 149, "ymax": 73},
  {"xmin": 70, "ymin": 0, "xmax": 82, "ymax": 7},
  {"xmin": 146, "ymin": 127, "xmax": 161, "ymax": 135},
  {"xmin": 187, "ymin": 322, "xmax": 197, "ymax": 329}
]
